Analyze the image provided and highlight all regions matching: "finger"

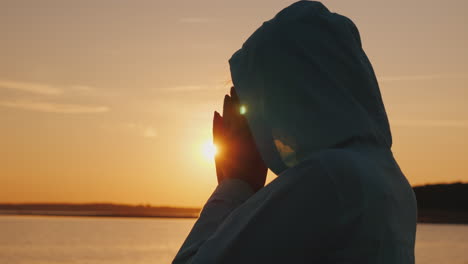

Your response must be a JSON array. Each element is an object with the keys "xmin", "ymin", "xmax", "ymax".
[
  {"xmin": 213, "ymin": 111, "xmax": 225, "ymax": 182},
  {"xmin": 222, "ymin": 94, "xmax": 230, "ymax": 117},
  {"xmin": 223, "ymin": 94, "xmax": 234, "ymax": 131}
]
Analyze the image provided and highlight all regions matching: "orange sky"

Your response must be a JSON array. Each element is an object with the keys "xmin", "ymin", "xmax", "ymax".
[{"xmin": 1, "ymin": 0, "xmax": 467, "ymax": 207}]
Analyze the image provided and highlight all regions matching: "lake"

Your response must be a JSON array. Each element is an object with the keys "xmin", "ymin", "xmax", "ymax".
[{"xmin": 0, "ymin": 216, "xmax": 467, "ymax": 264}]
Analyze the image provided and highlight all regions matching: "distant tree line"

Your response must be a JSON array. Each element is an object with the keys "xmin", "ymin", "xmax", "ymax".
[
  {"xmin": 413, "ymin": 182, "xmax": 468, "ymax": 224},
  {"xmin": 1, "ymin": 183, "xmax": 467, "ymax": 223}
]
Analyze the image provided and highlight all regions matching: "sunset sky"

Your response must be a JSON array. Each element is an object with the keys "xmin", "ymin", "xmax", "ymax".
[{"xmin": 1, "ymin": 0, "xmax": 467, "ymax": 207}]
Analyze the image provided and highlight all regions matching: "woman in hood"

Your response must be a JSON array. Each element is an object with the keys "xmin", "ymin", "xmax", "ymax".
[{"xmin": 173, "ymin": 1, "xmax": 417, "ymax": 263}]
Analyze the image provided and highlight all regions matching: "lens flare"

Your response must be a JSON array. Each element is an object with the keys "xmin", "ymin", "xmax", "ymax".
[{"xmin": 240, "ymin": 105, "xmax": 247, "ymax": 115}]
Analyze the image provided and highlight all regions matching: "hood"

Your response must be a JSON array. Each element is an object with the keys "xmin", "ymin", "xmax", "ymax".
[{"xmin": 229, "ymin": 1, "xmax": 392, "ymax": 175}]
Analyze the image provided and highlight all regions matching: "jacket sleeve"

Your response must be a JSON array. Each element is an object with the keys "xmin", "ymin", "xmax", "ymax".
[{"xmin": 172, "ymin": 178, "xmax": 254, "ymax": 264}]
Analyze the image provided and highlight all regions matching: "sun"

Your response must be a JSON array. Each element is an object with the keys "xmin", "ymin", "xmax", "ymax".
[{"xmin": 202, "ymin": 141, "xmax": 218, "ymax": 160}]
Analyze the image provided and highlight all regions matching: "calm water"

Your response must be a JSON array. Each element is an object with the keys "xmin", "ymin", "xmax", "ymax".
[{"xmin": 1, "ymin": 216, "xmax": 467, "ymax": 264}]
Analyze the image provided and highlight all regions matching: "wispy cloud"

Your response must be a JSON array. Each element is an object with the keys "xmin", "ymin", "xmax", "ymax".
[
  {"xmin": 158, "ymin": 85, "xmax": 227, "ymax": 92},
  {"xmin": 0, "ymin": 79, "xmax": 102, "ymax": 96},
  {"xmin": 69, "ymin": 85, "xmax": 95, "ymax": 93},
  {"xmin": 124, "ymin": 123, "xmax": 157, "ymax": 138},
  {"xmin": 0, "ymin": 80, "xmax": 63, "ymax": 95},
  {"xmin": 0, "ymin": 79, "xmax": 109, "ymax": 114},
  {"xmin": 143, "ymin": 127, "xmax": 157, "ymax": 138},
  {"xmin": 0, "ymin": 100, "xmax": 109, "ymax": 114},
  {"xmin": 392, "ymin": 119, "xmax": 468, "ymax": 128},
  {"xmin": 179, "ymin": 17, "xmax": 213, "ymax": 24},
  {"xmin": 379, "ymin": 73, "xmax": 468, "ymax": 82}
]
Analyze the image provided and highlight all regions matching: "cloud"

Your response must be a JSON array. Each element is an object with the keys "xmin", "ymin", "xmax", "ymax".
[
  {"xmin": 179, "ymin": 17, "xmax": 212, "ymax": 24},
  {"xmin": 0, "ymin": 100, "xmax": 109, "ymax": 114},
  {"xmin": 379, "ymin": 74, "xmax": 468, "ymax": 82},
  {"xmin": 0, "ymin": 79, "xmax": 102, "ymax": 96},
  {"xmin": 158, "ymin": 85, "xmax": 226, "ymax": 92},
  {"xmin": 0, "ymin": 80, "xmax": 63, "ymax": 95},
  {"xmin": 159, "ymin": 85, "xmax": 206, "ymax": 92},
  {"xmin": 0, "ymin": 79, "xmax": 109, "ymax": 114},
  {"xmin": 143, "ymin": 127, "xmax": 157, "ymax": 138},
  {"xmin": 69, "ymin": 85, "xmax": 95, "ymax": 93},
  {"xmin": 124, "ymin": 123, "xmax": 157, "ymax": 138},
  {"xmin": 392, "ymin": 119, "xmax": 468, "ymax": 128}
]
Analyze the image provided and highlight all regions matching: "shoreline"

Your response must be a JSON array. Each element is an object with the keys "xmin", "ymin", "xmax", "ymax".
[
  {"xmin": 1, "ymin": 210, "xmax": 467, "ymax": 224},
  {"xmin": 0, "ymin": 212, "xmax": 198, "ymax": 219}
]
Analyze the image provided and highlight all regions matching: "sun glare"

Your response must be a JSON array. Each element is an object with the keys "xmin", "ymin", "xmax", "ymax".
[{"xmin": 202, "ymin": 141, "xmax": 218, "ymax": 160}]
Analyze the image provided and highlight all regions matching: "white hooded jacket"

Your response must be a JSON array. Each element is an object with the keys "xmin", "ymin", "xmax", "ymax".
[{"xmin": 173, "ymin": 1, "xmax": 417, "ymax": 263}]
